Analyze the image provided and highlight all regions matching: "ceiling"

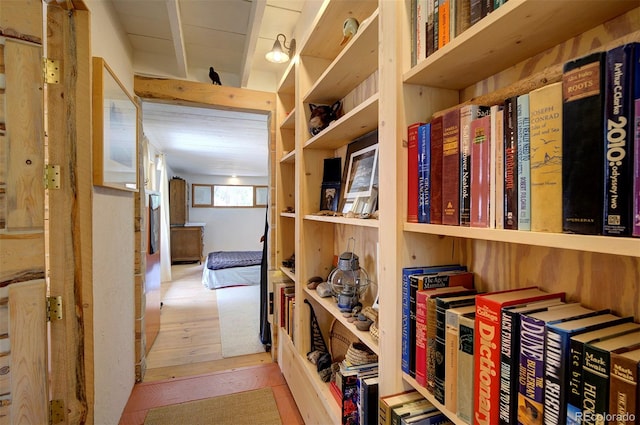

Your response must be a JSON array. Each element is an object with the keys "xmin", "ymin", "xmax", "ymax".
[{"xmin": 109, "ymin": 0, "xmax": 306, "ymax": 177}]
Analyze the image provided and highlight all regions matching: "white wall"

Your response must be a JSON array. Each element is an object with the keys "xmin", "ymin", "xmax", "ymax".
[
  {"xmin": 85, "ymin": 1, "xmax": 136, "ymax": 423},
  {"xmin": 176, "ymin": 174, "xmax": 268, "ymax": 255}
]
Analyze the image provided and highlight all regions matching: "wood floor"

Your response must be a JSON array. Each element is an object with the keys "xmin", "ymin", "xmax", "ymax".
[{"xmin": 119, "ymin": 264, "xmax": 304, "ymax": 424}]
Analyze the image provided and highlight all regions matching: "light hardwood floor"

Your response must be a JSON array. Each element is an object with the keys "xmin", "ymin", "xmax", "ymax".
[{"xmin": 119, "ymin": 264, "xmax": 304, "ymax": 424}]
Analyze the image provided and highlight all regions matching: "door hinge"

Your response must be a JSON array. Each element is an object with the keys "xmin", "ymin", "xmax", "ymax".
[
  {"xmin": 44, "ymin": 164, "xmax": 61, "ymax": 190},
  {"xmin": 47, "ymin": 296, "xmax": 63, "ymax": 322},
  {"xmin": 50, "ymin": 399, "xmax": 64, "ymax": 424},
  {"xmin": 43, "ymin": 58, "xmax": 60, "ymax": 84}
]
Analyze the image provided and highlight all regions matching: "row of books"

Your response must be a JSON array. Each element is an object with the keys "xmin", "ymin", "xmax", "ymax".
[
  {"xmin": 412, "ymin": 0, "xmax": 508, "ymax": 65},
  {"xmin": 330, "ymin": 359, "xmax": 379, "ymax": 425},
  {"xmin": 407, "ymin": 42, "xmax": 640, "ymax": 237},
  {"xmin": 401, "ymin": 266, "xmax": 640, "ymax": 425},
  {"xmin": 379, "ymin": 390, "xmax": 453, "ymax": 425},
  {"xmin": 275, "ymin": 282, "xmax": 295, "ymax": 339}
]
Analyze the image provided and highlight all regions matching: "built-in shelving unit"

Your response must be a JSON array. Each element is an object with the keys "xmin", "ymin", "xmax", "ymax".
[{"xmin": 274, "ymin": 0, "xmax": 640, "ymax": 423}]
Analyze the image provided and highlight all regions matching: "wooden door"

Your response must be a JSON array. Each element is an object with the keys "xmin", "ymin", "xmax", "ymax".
[{"xmin": 0, "ymin": 1, "xmax": 49, "ymax": 423}]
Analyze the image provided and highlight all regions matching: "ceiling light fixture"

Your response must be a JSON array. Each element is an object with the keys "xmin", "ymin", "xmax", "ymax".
[{"xmin": 265, "ymin": 33, "xmax": 296, "ymax": 64}]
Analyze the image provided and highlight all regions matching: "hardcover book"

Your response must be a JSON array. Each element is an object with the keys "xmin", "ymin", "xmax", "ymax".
[
  {"xmin": 445, "ymin": 304, "xmax": 476, "ymax": 413},
  {"xmin": 492, "ymin": 105, "xmax": 505, "ymax": 229},
  {"xmin": 361, "ymin": 375, "xmax": 379, "ymax": 425},
  {"xmin": 430, "ymin": 116, "xmax": 445, "ymax": 224},
  {"xmin": 424, "ymin": 286, "xmax": 475, "ymax": 391},
  {"xmin": 457, "ymin": 312, "xmax": 475, "ymax": 424},
  {"xmin": 473, "ymin": 287, "xmax": 565, "ymax": 425},
  {"xmin": 503, "ymin": 96, "xmax": 518, "ymax": 230},
  {"xmin": 391, "ymin": 399, "xmax": 436, "ymax": 425},
  {"xmin": 416, "ymin": 286, "xmax": 472, "ymax": 386},
  {"xmin": 418, "ymin": 123, "xmax": 432, "ymax": 223},
  {"xmin": 437, "ymin": 0, "xmax": 450, "ymax": 49},
  {"xmin": 408, "ymin": 122, "xmax": 426, "ymax": 223},
  {"xmin": 529, "ymin": 82, "xmax": 563, "ymax": 233},
  {"xmin": 516, "ymin": 94, "xmax": 531, "ymax": 231},
  {"xmin": 567, "ymin": 321, "xmax": 640, "ymax": 425},
  {"xmin": 562, "ymin": 51, "xmax": 605, "ymax": 235},
  {"xmin": 401, "ymin": 410, "xmax": 451, "ymax": 425},
  {"xmin": 379, "ymin": 391, "xmax": 424, "ymax": 425},
  {"xmin": 442, "ymin": 108, "xmax": 461, "ymax": 225},
  {"xmin": 416, "ymin": 0, "xmax": 429, "ymax": 63},
  {"xmin": 434, "ymin": 291, "xmax": 476, "ymax": 405},
  {"xmin": 498, "ymin": 298, "xmax": 565, "ymax": 425},
  {"xmin": 582, "ymin": 331, "xmax": 640, "ymax": 424},
  {"xmin": 402, "ymin": 264, "xmax": 466, "ymax": 376},
  {"xmin": 544, "ymin": 313, "xmax": 632, "ymax": 425},
  {"xmin": 633, "ymin": 44, "xmax": 640, "ymax": 237},
  {"xmin": 469, "ymin": 0, "xmax": 482, "ymax": 26},
  {"xmin": 603, "ymin": 43, "xmax": 637, "ymax": 236},
  {"xmin": 434, "ymin": 295, "xmax": 477, "ymax": 404},
  {"xmin": 460, "ymin": 105, "xmax": 490, "ymax": 226},
  {"xmin": 516, "ymin": 304, "xmax": 598, "ymax": 425},
  {"xmin": 608, "ymin": 347, "xmax": 640, "ymax": 423},
  {"xmin": 470, "ymin": 114, "xmax": 492, "ymax": 227},
  {"xmin": 453, "ymin": 0, "xmax": 470, "ymax": 38},
  {"xmin": 432, "ymin": 0, "xmax": 439, "ymax": 56},
  {"xmin": 425, "ymin": 0, "xmax": 435, "ymax": 58}
]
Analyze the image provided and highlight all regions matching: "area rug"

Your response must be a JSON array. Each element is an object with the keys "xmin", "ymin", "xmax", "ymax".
[
  {"xmin": 216, "ymin": 284, "xmax": 265, "ymax": 357},
  {"xmin": 144, "ymin": 387, "xmax": 282, "ymax": 425}
]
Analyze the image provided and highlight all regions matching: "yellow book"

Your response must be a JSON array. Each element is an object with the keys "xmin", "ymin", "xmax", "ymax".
[{"xmin": 529, "ymin": 82, "xmax": 563, "ymax": 232}]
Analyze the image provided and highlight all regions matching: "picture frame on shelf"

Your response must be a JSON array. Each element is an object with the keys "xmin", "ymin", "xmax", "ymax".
[
  {"xmin": 320, "ymin": 182, "xmax": 341, "ymax": 212},
  {"xmin": 92, "ymin": 57, "xmax": 139, "ymax": 192},
  {"xmin": 338, "ymin": 129, "xmax": 379, "ymax": 213}
]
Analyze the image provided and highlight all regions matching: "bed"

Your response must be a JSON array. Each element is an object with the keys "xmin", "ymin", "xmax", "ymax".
[{"xmin": 201, "ymin": 250, "xmax": 263, "ymax": 289}]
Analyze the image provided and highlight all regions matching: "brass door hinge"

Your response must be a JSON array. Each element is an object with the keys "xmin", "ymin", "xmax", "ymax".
[
  {"xmin": 43, "ymin": 58, "xmax": 60, "ymax": 84},
  {"xmin": 47, "ymin": 296, "xmax": 63, "ymax": 322},
  {"xmin": 44, "ymin": 164, "xmax": 61, "ymax": 190},
  {"xmin": 50, "ymin": 399, "xmax": 64, "ymax": 424}
]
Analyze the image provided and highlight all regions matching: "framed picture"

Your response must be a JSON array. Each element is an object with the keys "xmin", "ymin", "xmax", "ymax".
[
  {"xmin": 255, "ymin": 186, "xmax": 268, "ymax": 206},
  {"xmin": 319, "ymin": 182, "xmax": 340, "ymax": 212},
  {"xmin": 92, "ymin": 57, "xmax": 139, "ymax": 191},
  {"xmin": 338, "ymin": 129, "xmax": 379, "ymax": 214},
  {"xmin": 192, "ymin": 184, "xmax": 214, "ymax": 207}
]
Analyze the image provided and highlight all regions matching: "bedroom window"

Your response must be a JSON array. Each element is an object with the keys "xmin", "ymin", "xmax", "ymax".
[{"xmin": 192, "ymin": 184, "xmax": 268, "ymax": 207}]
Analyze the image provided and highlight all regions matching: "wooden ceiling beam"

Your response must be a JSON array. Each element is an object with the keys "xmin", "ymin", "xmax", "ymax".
[{"xmin": 165, "ymin": 0, "xmax": 188, "ymax": 79}]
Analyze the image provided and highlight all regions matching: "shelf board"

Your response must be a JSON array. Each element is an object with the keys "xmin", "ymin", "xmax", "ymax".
[
  {"xmin": 304, "ymin": 10, "xmax": 379, "ymax": 104},
  {"xmin": 280, "ymin": 212, "xmax": 296, "ymax": 219},
  {"xmin": 403, "ymin": 374, "xmax": 468, "ymax": 425},
  {"xmin": 299, "ymin": 1, "xmax": 379, "ymax": 60},
  {"xmin": 304, "ymin": 214, "xmax": 379, "ymax": 228},
  {"xmin": 281, "ymin": 330, "xmax": 341, "ymax": 424},
  {"xmin": 403, "ymin": 0, "xmax": 638, "ymax": 89},
  {"xmin": 277, "ymin": 60, "xmax": 296, "ymax": 94},
  {"xmin": 403, "ymin": 223, "xmax": 640, "ymax": 258},
  {"xmin": 305, "ymin": 286, "xmax": 379, "ymax": 355},
  {"xmin": 279, "ymin": 107, "xmax": 296, "ymax": 129},
  {"xmin": 304, "ymin": 93, "xmax": 379, "ymax": 150},
  {"xmin": 280, "ymin": 150, "xmax": 295, "ymax": 164},
  {"xmin": 280, "ymin": 266, "xmax": 295, "ymax": 282}
]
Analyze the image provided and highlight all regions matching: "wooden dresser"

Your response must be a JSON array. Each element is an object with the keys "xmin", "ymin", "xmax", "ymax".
[
  {"xmin": 170, "ymin": 223, "xmax": 205, "ymax": 264},
  {"xmin": 169, "ymin": 177, "xmax": 205, "ymax": 263}
]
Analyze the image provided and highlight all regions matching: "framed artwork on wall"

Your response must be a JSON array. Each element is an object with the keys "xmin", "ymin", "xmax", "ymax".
[{"xmin": 92, "ymin": 57, "xmax": 139, "ymax": 191}]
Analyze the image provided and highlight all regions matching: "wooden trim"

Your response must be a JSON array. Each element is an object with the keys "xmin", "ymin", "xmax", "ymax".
[{"xmin": 133, "ymin": 76, "xmax": 276, "ymax": 114}]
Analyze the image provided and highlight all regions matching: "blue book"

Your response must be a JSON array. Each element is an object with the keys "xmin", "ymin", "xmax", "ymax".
[
  {"xmin": 516, "ymin": 94, "xmax": 531, "ymax": 231},
  {"xmin": 401, "ymin": 264, "xmax": 466, "ymax": 375},
  {"xmin": 418, "ymin": 123, "xmax": 432, "ymax": 223},
  {"xmin": 603, "ymin": 43, "xmax": 638, "ymax": 236}
]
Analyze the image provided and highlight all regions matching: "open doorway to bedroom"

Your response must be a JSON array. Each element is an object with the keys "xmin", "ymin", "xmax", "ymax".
[{"xmin": 137, "ymin": 90, "xmax": 275, "ymax": 381}]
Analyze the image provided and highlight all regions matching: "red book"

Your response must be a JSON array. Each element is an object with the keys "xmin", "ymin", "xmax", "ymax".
[
  {"xmin": 430, "ymin": 116, "xmax": 444, "ymax": 224},
  {"xmin": 470, "ymin": 115, "xmax": 492, "ymax": 227},
  {"xmin": 442, "ymin": 108, "xmax": 461, "ymax": 225},
  {"xmin": 473, "ymin": 287, "xmax": 565, "ymax": 425},
  {"xmin": 415, "ymin": 285, "xmax": 471, "ymax": 387},
  {"xmin": 408, "ymin": 122, "xmax": 426, "ymax": 223}
]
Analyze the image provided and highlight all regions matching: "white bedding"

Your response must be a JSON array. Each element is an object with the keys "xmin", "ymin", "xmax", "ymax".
[{"xmin": 202, "ymin": 264, "xmax": 261, "ymax": 289}]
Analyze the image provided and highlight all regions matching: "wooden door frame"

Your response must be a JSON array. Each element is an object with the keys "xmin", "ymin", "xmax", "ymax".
[
  {"xmin": 46, "ymin": 2, "xmax": 93, "ymax": 423},
  {"xmin": 132, "ymin": 76, "xmax": 277, "ymax": 372}
]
